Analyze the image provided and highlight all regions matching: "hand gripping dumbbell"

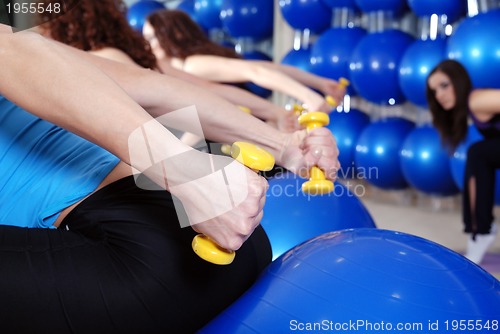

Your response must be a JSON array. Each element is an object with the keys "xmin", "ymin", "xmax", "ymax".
[{"xmin": 192, "ymin": 141, "xmax": 275, "ymax": 265}]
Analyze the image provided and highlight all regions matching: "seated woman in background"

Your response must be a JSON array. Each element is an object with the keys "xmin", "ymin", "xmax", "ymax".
[
  {"xmin": 37, "ymin": 0, "xmax": 299, "ymax": 134},
  {"xmin": 143, "ymin": 9, "xmax": 346, "ymax": 113},
  {"xmin": 426, "ymin": 59, "xmax": 500, "ymax": 264}
]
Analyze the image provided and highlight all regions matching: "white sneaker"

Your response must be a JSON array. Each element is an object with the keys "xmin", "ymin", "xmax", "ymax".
[{"xmin": 465, "ymin": 228, "xmax": 497, "ymax": 264}]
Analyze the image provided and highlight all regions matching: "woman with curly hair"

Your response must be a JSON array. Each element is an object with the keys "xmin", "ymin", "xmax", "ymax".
[
  {"xmin": 37, "ymin": 0, "xmax": 158, "ymax": 69},
  {"xmin": 143, "ymin": 9, "xmax": 346, "ymax": 113},
  {"xmin": 426, "ymin": 59, "xmax": 500, "ymax": 264}
]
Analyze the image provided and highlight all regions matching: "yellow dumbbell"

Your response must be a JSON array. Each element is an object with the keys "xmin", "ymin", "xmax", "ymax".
[
  {"xmin": 325, "ymin": 77, "xmax": 350, "ymax": 107},
  {"xmin": 297, "ymin": 111, "xmax": 333, "ymax": 195},
  {"xmin": 192, "ymin": 141, "xmax": 275, "ymax": 265}
]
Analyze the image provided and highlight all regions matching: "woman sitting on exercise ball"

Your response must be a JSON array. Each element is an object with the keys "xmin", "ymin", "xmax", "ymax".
[{"xmin": 426, "ymin": 59, "xmax": 500, "ymax": 264}]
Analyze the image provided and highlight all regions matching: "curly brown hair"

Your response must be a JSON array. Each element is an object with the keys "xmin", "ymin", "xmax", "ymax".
[
  {"xmin": 146, "ymin": 9, "xmax": 240, "ymax": 60},
  {"xmin": 38, "ymin": 0, "xmax": 158, "ymax": 70},
  {"xmin": 426, "ymin": 59, "xmax": 472, "ymax": 152}
]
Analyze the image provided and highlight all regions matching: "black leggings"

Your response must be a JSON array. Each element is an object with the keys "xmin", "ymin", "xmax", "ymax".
[
  {"xmin": 463, "ymin": 138, "xmax": 500, "ymax": 235},
  {"xmin": 0, "ymin": 176, "xmax": 272, "ymax": 334}
]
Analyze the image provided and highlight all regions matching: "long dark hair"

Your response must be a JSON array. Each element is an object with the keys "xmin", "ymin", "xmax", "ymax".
[
  {"xmin": 426, "ymin": 59, "xmax": 472, "ymax": 151},
  {"xmin": 38, "ymin": 0, "xmax": 158, "ymax": 70},
  {"xmin": 146, "ymin": 9, "xmax": 240, "ymax": 60}
]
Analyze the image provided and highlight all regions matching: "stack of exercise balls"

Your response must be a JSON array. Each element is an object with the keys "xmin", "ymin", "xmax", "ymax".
[{"xmin": 200, "ymin": 229, "xmax": 500, "ymax": 333}]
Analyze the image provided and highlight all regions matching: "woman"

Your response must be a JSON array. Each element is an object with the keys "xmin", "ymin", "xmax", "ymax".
[
  {"xmin": 37, "ymin": 0, "xmax": 299, "ymax": 133},
  {"xmin": 0, "ymin": 25, "xmax": 340, "ymax": 332},
  {"xmin": 143, "ymin": 9, "xmax": 346, "ymax": 113},
  {"xmin": 426, "ymin": 59, "xmax": 500, "ymax": 264}
]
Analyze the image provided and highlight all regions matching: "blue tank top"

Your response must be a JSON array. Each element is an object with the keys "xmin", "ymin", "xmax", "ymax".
[{"xmin": 0, "ymin": 95, "xmax": 120, "ymax": 228}]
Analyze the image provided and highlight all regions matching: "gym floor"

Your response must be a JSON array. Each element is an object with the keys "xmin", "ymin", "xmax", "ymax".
[{"xmin": 349, "ymin": 179, "xmax": 500, "ymax": 280}]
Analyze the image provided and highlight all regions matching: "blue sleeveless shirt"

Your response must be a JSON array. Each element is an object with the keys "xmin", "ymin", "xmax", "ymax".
[{"xmin": 0, "ymin": 95, "xmax": 120, "ymax": 228}]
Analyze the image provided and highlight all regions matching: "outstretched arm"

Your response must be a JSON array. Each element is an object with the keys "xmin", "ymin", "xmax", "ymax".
[
  {"xmin": 178, "ymin": 55, "xmax": 332, "ymax": 113},
  {"xmin": 257, "ymin": 61, "xmax": 347, "ymax": 107},
  {"xmin": 0, "ymin": 28, "xmax": 339, "ymax": 250},
  {"xmin": 0, "ymin": 28, "xmax": 266, "ymax": 250},
  {"xmin": 158, "ymin": 62, "xmax": 298, "ymax": 130}
]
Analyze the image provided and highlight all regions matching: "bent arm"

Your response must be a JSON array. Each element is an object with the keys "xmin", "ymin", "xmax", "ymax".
[{"xmin": 468, "ymin": 89, "xmax": 500, "ymax": 122}]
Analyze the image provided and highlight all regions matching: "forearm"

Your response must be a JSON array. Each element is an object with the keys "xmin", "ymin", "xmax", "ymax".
[
  {"xmin": 158, "ymin": 58, "xmax": 283, "ymax": 122},
  {"xmin": 259, "ymin": 61, "xmax": 328, "ymax": 92},
  {"xmin": 75, "ymin": 48, "xmax": 289, "ymax": 161}
]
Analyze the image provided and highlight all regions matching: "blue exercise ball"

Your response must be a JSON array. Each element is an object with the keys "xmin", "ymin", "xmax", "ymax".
[
  {"xmin": 220, "ymin": 0, "xmax": 273, "ymax": 41},
  {"xmin": 241, "ymin": 51, "xmax": 272, "ymax": 99},
  {"xmin": 310, "ymin": 27, "xmax": 367, "ymax": 96},
  {"xmin": 127, "ymin": 0, "xmax": 165, "ymax": 32},
  {"xmin": 449, "ymin": 125, "xmax": 500, "ymax": 204},
  {"xmin": 354, "ymin": 0, "xmax": 406, "ymax": 14},
  {"xmin": 281, "ymin": 48, "xmax": 312, "ymax": 72},
  {"xmin": 260, "ymin": 171, "xmax": 376, "ymax": 260},
  {"xmin": 355, "ymin": 117, "xmax": 415, "ymax": 189},
  {"xmin": 322, "ymin": 0, "xmax": 358, "ymax": 10},
  {"xmin": 326, "ymin": 108, "xmax": 371, "ymax": 178},
  {"xmin": 194, "ymin": 0, "xmax": 223, "ymax": 30},
  {"xmin": 398, "ymin": 38, "xmax": 447, "ymax": 108},
  {"xmin": 447, "ymin": 9, "xmax": 500, "ymax": 89},
  {"xmin": 350, "ymin": 30, "xmax": 414, "ymax": 105},
  {"xmin": 407, "ymin": 0, "xmax": 466, "ymax": 22},
  {"xmin": 400, "ymin": 125, "xmax": 459, "ymax": 196},
  {"xmin": 279, "ymin": 0, "xmax": 332, "ymax": 34},
  {"xmin": 200, "ymin": 229, "xmax": 500, "ymax": 333}
]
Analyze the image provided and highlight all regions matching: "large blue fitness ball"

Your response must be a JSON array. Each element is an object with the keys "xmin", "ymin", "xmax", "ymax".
[
  {"xmin": 220, "ymin": 0, "xmax": 273, "ymax": 41},
  {"xmin": 355, "ymin": 117, "xmax": 415, "ymax": 190},
  {"xmin": 127, "ymin": 0, "xmax": 165, "ymax": 32},
  {"xmin": 200, "ymin": 229, "xmax": 500, "ymax": 333},
  {"xmin": 398, "ymin": 38, "xmax": 447, "ymax": 108},
  {"xmin": 310, "ymin": 27, "xmax": 367, "ymax": 96},
  {"xmin": 449, "ymin": 125, "xmax": 500, "ymax": 205},
  {"xmin": 400, "ymin": 125, "xmax": 459, "ymax": 196},
  {"xmin": 327, "ymin": 108, "xmax": 371, "ymax": 178},
  {"xmin": 260, "ymin": 171, "xmax": 376, "ymax": 260},
  {"xmin": 350, "ymin": 30, "xmax": 414, "ymax": 104},
  {"xmin": 448, "ymin": 9, "xmax": 500, "ymax": 89},
  {"xmin": 279, "ymin": 0, "xmax": 332, "ymax": 34}
]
